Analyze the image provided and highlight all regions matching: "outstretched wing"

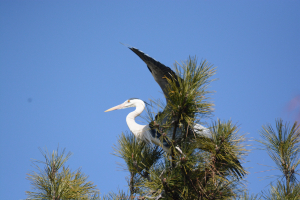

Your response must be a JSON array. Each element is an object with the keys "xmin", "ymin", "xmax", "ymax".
[{"xmin": 129, "ymin": 47, "xmax": 180, "ymax": 99}]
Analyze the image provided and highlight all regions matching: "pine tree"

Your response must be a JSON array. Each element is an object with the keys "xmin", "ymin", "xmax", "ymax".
[
  {"xmin": 258, "ymin": 119, "xmax": 300, "ymax": 200},
  {"xmin": 26, "ymin": 147, "xmax": 100, "ymax": 200},
  {"xmin": 113, "ymin": 57, "xmax": 248, "ymax": 199}
]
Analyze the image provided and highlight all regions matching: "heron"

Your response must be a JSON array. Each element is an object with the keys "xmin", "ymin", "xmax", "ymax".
[{"xmin": 105, "ymin": 47, "xmax": 210, "ymax": 154}]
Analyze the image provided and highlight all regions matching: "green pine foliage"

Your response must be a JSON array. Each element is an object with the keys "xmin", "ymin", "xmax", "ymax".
[
  {"xmin": 101, "ymin": 189, "xmax": 131, "ymax": 200},
  {"xmin": 258, "ymin": 119, "xmax": 300, "ymax": 199},
  {"xmin": 113, "ymin": 132, "xmax": 163, "ymax": 197},
  {"xmin": 153, "ymin": 57, "xmax": 215, "ymax": 147},
  {"xmin": 26, "ymin": 147, "xmax": 99, "ymax": 200},
  {"xmin": 113, "ymin": 57, "xmax": 248, "ymax": 199}
]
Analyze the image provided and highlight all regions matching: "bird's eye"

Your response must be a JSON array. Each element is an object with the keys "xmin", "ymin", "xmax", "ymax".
[{"xmin": 128, "ymin": 100, "xmax": 130, "ymax": 103}]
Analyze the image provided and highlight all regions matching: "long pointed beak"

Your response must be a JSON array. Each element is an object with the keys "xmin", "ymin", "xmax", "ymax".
[{"xmin": 104, "ymin": 103, "xmax": 124, "ymax": 112}]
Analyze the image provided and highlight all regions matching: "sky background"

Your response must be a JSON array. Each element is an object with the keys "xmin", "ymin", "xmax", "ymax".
[{"xmin": 1, "ymin": 1, "xmax": 300, "ymax": 199}]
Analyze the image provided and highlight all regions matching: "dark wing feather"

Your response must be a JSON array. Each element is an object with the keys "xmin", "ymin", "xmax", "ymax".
[
  {"xmin": 129, "ymin": 47, "xmax": 180, "ymax": 98},
  {"xmin": 149, "ymin": 121, "xmax": 171, "ymax": 148}
]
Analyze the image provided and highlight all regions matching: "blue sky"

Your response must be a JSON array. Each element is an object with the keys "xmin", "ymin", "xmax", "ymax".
[{"xmin": 0, "ymin": 1, "xmax": 299, "ymax": 199}]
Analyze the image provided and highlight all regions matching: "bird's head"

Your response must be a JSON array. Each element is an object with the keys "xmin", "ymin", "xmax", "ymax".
[{"xmin": 104, "ymin": 98, "xmax": 144, "ymax": 112}]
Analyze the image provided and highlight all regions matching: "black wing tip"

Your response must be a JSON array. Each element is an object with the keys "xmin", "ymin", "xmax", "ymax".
[
  {"xmin": 127, "ymin": 46, "xmax": 168, "ymax": 68},
  {"xmin": 128, "ymin": 46, "xmax": 143, "ymax": 54}
]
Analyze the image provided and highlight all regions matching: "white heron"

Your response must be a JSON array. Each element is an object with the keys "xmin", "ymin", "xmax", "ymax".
[{"xmin": 105, "ymin": 47, "xmax": 210, "ymax": 154}]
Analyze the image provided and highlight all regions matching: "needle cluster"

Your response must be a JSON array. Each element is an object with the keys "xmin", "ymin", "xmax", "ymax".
[
  {"xmin": 26, "ymin": 147, "xmax": 99, "ymax": 200},
  {"xmin": 258, "ymin": 119, "xmax": 300, "ymax": 199}
]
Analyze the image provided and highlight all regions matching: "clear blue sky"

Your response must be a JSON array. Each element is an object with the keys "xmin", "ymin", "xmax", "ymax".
[{"xmin": 0, "ymin": 1, "xmax": 299, "ymax": 199}]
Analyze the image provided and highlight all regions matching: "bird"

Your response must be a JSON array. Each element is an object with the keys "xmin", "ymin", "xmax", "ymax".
[{"xmin": 105, "ymin": 46, "xmax": 211, "ymax": 154}]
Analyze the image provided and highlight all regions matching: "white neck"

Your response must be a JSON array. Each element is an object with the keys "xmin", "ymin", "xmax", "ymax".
[{"xmin": 126, "ymin": 101, "xmax": 145, "ymax": 136}]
